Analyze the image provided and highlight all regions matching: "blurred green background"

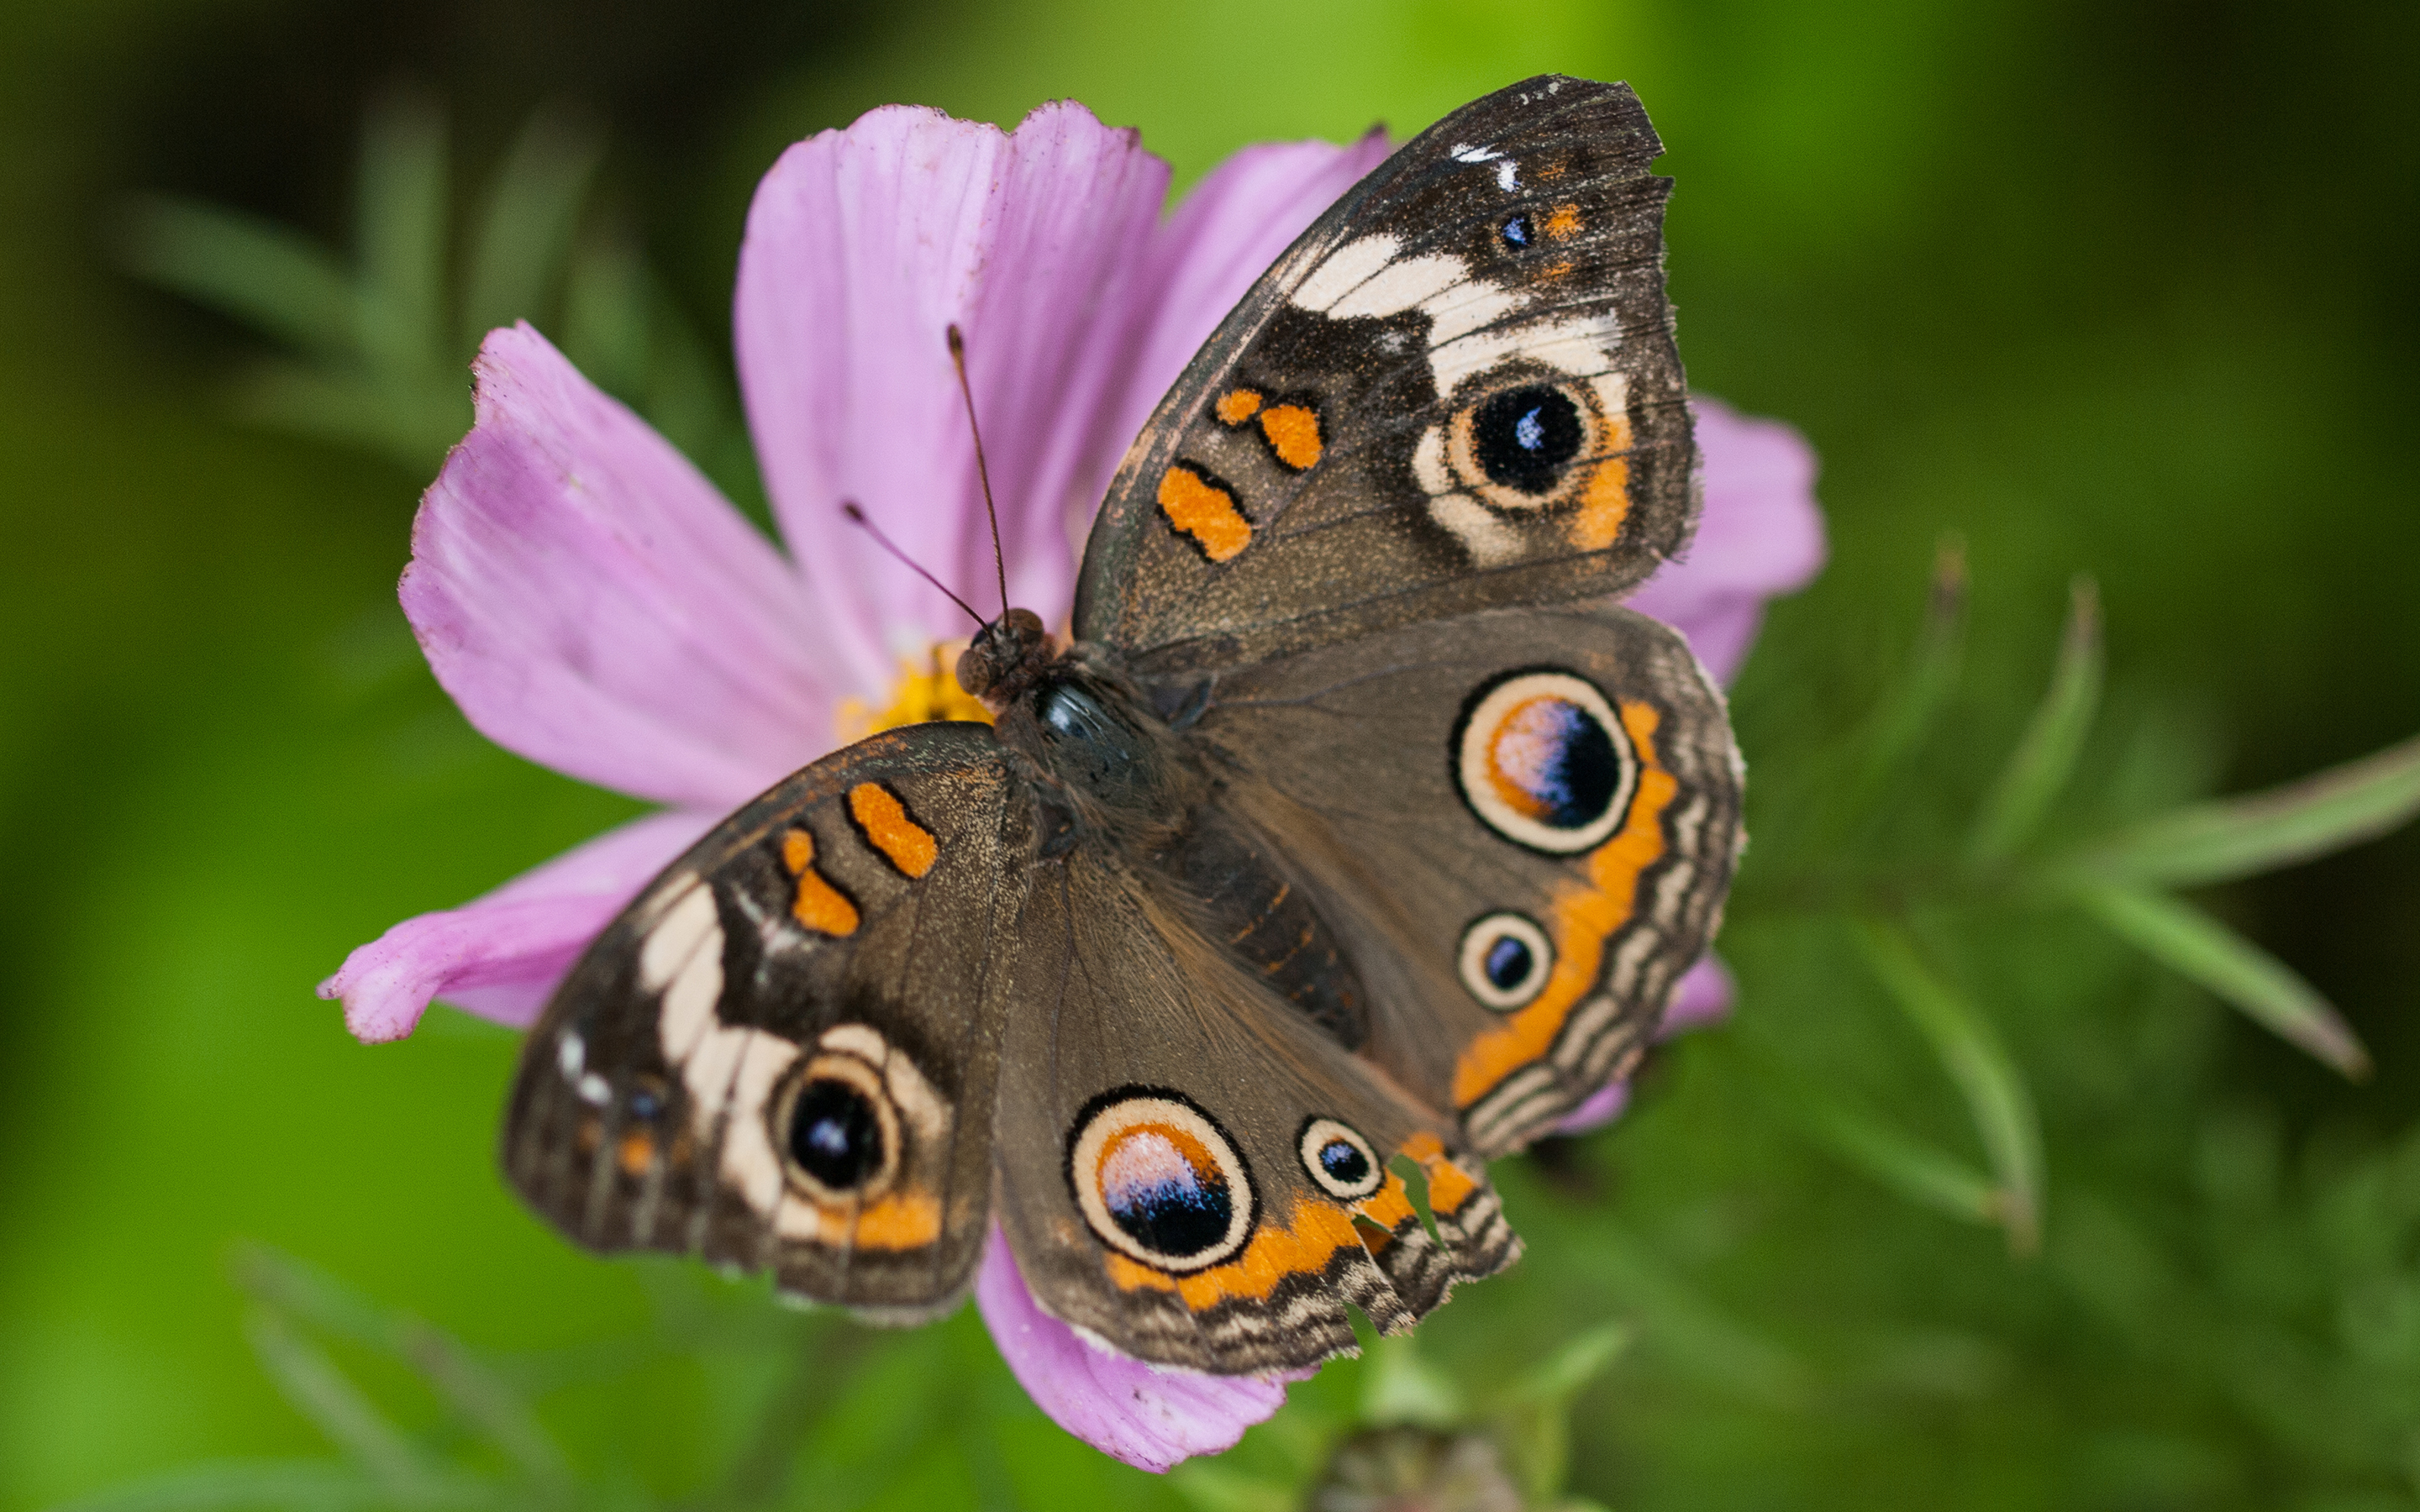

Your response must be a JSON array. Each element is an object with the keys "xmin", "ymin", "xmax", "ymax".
[{"xmin": 3, "ymin": 1, "xmax": 2417, "ymax": 1508}]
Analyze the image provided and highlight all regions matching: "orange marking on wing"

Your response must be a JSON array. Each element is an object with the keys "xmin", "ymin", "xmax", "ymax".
[
  {"xmin": 849, "ymin": 782, "xmax": 937, "ymax": 878},
  {"xmin": 1450, "ymin": 703, "xmax": 1676, "ymax": 1108},
  {"xmin": 1391, "ymin": 1131, "xmax": 1480, "ymax": 1217},
  {"xmin": 1215, "ymin": 388, "xmax": 1263, "ymax": 426},
  {"xmin": 1355, "ymin": 1171, "xmax": 1419, "ymax": 1234},
  {"xmin": 1258, "ymin": 403, "xmax": 1323, "ymax": 470},
  {"xmin": 781, "ymin": 827, "xmax": 860, "ymax": 937},
  {"xmin": 1104, "ymin": 1197, "xmax": 1366, "ymax": 1309},
  {"xmin": 1157, "ymin": 465, "xmax": 1251, "ymax": 562},
  {"xmin": 847, "ymin": 1192, "xmax": 942, "ymax": 1250},
  {"xmin": 1570, "ymin": 413, "xmax": 1634, "ymax": 550},
  {"xmin": 616, "ymin": 1130, "xmax": 656, "ymax": 1178},
  {"xmin": 1544, "ymin": 202, "xmax": 1582, "ymax": 240}
]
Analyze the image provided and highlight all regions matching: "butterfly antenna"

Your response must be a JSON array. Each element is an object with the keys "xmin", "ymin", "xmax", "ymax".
[
  {"xmin": 946, "ymin": 323, "xmax": 1012, "ymax": 617},
  {"xmin": 841, "ymin": 502, "xmax": 986, "ymax": 627}
]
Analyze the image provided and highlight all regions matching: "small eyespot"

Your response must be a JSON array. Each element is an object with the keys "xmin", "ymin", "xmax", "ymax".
[
  {"xmin": 1457, "ymin": 912, "xmax": 1555, "ymax": 1011},
  {"xmin": 1454, "ymin": 669, "xmax": 1638, "ymax": 855},
  {"xmin": 1297, "ymin": 1117, "xmax": 1384, "ymax": 1200},
  {"xmin": 773, "ymin": 1052, "xmax": 900, "ymax": 1200},
  {"xmin": 1068, "ymin": 1089, "xmax": 1255, "ymax": 1273}
]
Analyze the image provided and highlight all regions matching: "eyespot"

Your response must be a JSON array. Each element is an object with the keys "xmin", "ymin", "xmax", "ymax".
[
  {"xmin": 1067, "ymin": 1089, "xmax": 1255, "ymax": 1273},
  {"xmin": 1445, "ymin": 381, "xmax": 1601, "ymax": 513},
  {"xmin": 1297, "ymin": 1117, "xmax": 1384, "ymax": 1201},
  {"xmin": 1454, "ymin": 669, "xmax": 1637, "ymax": 855},
  {"xmin": 772, "ymin": 1051, "xmax": 900, "ymax": 1201},
  {"xmin": 1457, "ymin": 911, "xmax": 1555, "ymax": 1011}
]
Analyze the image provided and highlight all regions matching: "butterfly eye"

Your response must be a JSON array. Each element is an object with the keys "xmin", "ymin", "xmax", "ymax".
[
  {"xmin": 1454, "ymin": 669, "xmax": 1638, "ymax": 855},
  {"xmin": 1297, "ymin": 1117, "xmax": 1385, "ymax": 1201},
  {"xmin": 1068, "ymin": 1089, "xmax": 1257, "ymax": 1273},
  {"xmin": 1457, "ymin": 911, "xmax": 1555, "ymax": 1011},
  {"xmin": 776, "ymin": 1052, "xmax": 901, "ymax": 1200}
]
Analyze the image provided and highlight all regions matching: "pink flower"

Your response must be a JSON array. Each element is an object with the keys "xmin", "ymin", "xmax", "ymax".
[{"xmin": 320, "ymin": 101, "xmax": 1821, "ymax": 1469}]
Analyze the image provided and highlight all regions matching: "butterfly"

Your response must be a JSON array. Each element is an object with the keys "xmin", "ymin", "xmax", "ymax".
[{"xmin": 503, "ymin": 76, "xmax": 1741, "ymax": 1373}]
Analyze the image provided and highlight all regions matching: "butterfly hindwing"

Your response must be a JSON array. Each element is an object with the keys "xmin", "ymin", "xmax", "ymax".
[
  {"xmin": 990, "ymin": 843, "xmax": 1515, "ymax": 1373},
  {"xmin": 502, "ymin": 724, "xmax": 1038, "ymax": 1317},
  {"xmin": 1076, "ymin": 76, "xmax": 1691, "ymax": 675},
  {"xmin": 1181, "ymin": 603, "xmax": 1743, "ymax": 1154}
]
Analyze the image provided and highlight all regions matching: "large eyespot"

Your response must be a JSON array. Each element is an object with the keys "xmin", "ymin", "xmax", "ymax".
[
  {"xmin": 1446, "ymin": 381, "xmax": 1599, "ymax": 512},
  {"xmin": 772, "ymin": 1050, "xmax": 900, "ymax": 1202},
  {"xmin": 1454, "ymin": 669, "xmax": 1637, "ymax": 854},
  {"xmin": 1297, "ymin": 1117, "xmax": 1384, "ymax": 1201},
  {"xmin": 1067, "ymin": 1089, "xmax": 1255, "ymax": 1273},
  {"xmin": 1458, "ymin": 912, "xmax": 1555, "ymax": 1010}
]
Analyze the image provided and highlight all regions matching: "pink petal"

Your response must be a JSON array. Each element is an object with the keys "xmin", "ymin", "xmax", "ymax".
[
  {"xmin": 404, "ymin": 325, "xmax": 835, "ymax": 809},
  {"xmin": 1629, "ymin": 397, "xmax": 1827, "ymax": 685},
  {"xmin": 1095, "ymin": 132, "xmax": 1396, "ymax": 516},
  {"xmin": 736, "ymin": 103, "xmax": 1171, "ymax": 692},
  {"xmin": 318, "ymin": 807, "xmax": 718, "ymax": 1043},
  {"xmin": 974, "ymin": 1226, "xmax": 1300, "ymax": 1472},
  {"xmin": 1554, "ymin": 955, "xmax": 1738, "ymax": 1134}
]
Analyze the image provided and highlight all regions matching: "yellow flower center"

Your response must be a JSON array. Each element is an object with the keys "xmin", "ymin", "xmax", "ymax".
[{"xmin": 834, "ymin": 641, "xmax": 994, "ymax": 744}]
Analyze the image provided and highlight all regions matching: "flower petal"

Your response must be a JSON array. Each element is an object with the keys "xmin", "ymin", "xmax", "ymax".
[
  {"xmin": 736, "ymin": 102, "xmax": 1171, "ymax": 692},
  {"xmin": 1629, "ymin": 396, "xmax": 1827, "ymax": 685},
  {"xmin": 1097, "ymin": 132, "xmax": 1396, "ymax": 507},
  {"xmin": 974, "ymin": 1226, "xmax": 1298, "ymax": 1472},
  {"xmin": 319, "ymin": 807, "xmax": 718, "ymax": 1043},
  {"xmin": 1554, "ymin": 954, "xmax": 1737, "ymax": 1134},
  {"xmin": 404, "ymin": 324, "xmax": 834, "ymax": 808}
]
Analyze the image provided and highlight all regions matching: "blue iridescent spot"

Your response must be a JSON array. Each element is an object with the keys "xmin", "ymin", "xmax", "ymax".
[
  {"xmin": 1318, "ymin": 1139, "xmax": 1372, "ymax": 1187},
  {"xmin": 1484, "ymin": 934, "xmax": 1534, "ymax": 990},
  {"xmin": 1500, "ymin": 213, "xmax": 1533, "ymax": 249}
]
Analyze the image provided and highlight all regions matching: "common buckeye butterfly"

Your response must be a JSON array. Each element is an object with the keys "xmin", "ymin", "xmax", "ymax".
[{"xmin": 504, "ymin": 75, "xmax": 1740, "ymax": 1373}]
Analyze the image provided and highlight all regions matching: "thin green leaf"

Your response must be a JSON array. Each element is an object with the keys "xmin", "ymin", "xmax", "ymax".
[
  {"xmin": 1359, "ymin": 1335, "xmax": 1465, "ymax": 1429},
  {"xmin": 245, "ymin": 1310, "xmax": 435, "ymax": 1491},
  {"xmin": 112, "ymin": 197, "xmax": 359, "ymax": 360},
  {"xmin": 1829, "ymin": 535, "xmax": 1967, "ymax": 838},
  {"xmin": 1167, "ymin": 1464, "xmax": 1301, "ymax": 1512},
  {"xmin": 1850, "ymin": 918, "xmax": 2044, "ymax": 1254},
  {"xmin": 236, "ymin": 1248, "xmax": 571, "ymax": 1497},
  {"xmin": 231, "ymin": 363, "xmax": 466, "ymax": 470},
  {"xmin": 43, "ymin": 1459, "xmax": 501, "ymax": 1512},
  {"xmin": 1500, "ymin": 1322, "xmax": 1631, "ymax": 1409},
  {"xmin": 2074, "ymin": 882, "xmax": 2371, "ymax": 1079},
  {"xmin": 2065, "ymin": 730, "xmax": 2420, "ymax": 887},
  {"xmin": 1967, "ymin": 575, "xmax": 2103, "ymax": 865},
  {"xmin": 355, "ymin": 89, "xmax": 449, "ymax": 387},
  {"xmin": 1586, "ymin": 1224, "xmax": 1807, "ymax": 1406},
  {"xmin": 461, "ymin": 105, "xmax": 605, "ymax": 352},
  {"xmin": 1799, "ymin": 1089, "xmax": 2006, "ymax": 1227}
]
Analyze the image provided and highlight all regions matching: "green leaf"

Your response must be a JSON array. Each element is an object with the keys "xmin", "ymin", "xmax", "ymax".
[
  {"xmin": 2073, "ymin": 883, "xmax": 2371, "ymax": 1079},
  {"xmin": 245, "ymin": 1309, "xmax": 436, "ymax": 1491},
  {"xmin": 355, "ymin": 89, "xmax": 450, "ymax": 388},
  {"xmin": 461, "ymin": 105, "xmax": 606, "ymax": 352},
  {"xmin": 41, "ymin": 1459, "xmax": 500, "ymax": 1512},
  {"xmin": 112, "ymin": 197, "xmax": 359, "ymax": 360},
  {"xmin": 1798, "ymin": 1089, "xmax": 2006, "ymax": 1227},
  {"xmin": 2065, "ymin": 730, "xmax": 2420, "ymax": 888},
  {"xmin": 1850, "ymin": 918, "xmax": 2044, "ymax": 1254},
  {"xmin": 1500, "ymin": 1322, "xmax": 1631, "ymax": 1409},
  {"xmin": 1359, "ymin": 1334, "xmax": 1465, "ymax": 1429},
  {"xmin": 1968, "ymin": 575, "xmax": 2103, "ymax": 866},
  {"xmin": 1838, "ymin": 534, "xmax": 1968, "ymax": 829}
]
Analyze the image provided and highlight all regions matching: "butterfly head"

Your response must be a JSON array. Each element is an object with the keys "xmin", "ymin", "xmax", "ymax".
[{"xmin": 955, "ymin": 607, "xmax": 1053, "ymax": 711}]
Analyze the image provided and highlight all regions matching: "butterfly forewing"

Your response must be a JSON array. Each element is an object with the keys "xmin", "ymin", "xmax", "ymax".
[
  {"xmin": 502, "ymin": 724, "xmax": 1033, "ymax": 1316},
  {"xmin": 1076, "ymin": 76, "xmax": 1693, "ymax": 675}
]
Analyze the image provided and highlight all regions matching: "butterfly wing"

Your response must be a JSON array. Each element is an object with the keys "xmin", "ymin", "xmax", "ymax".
[
  {"xmin": 1182, "ymin": 603, "xmax": 1742, "ymax": 1156},
  {"xmin": 1075, "ymin": 76, "xmax": 1691, "ymax": 675},
  {"xmin": 501, "ymin": 724, "xmax": 1038, "ymax": 1318},
  {"xmin": 991, "ymin": 843, "xmax": 1515, "ymax": 1373}
]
